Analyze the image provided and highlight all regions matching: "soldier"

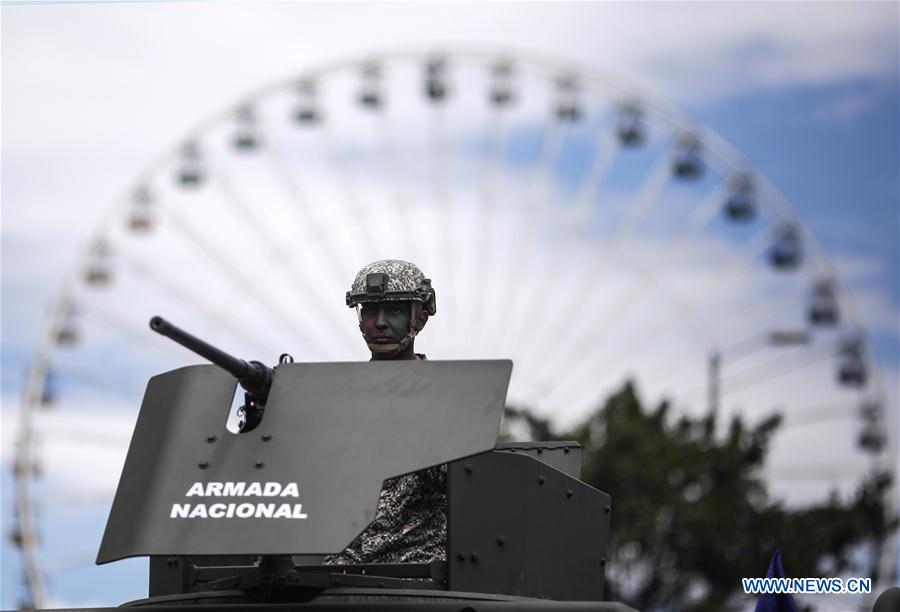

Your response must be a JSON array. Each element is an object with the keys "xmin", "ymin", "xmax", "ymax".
[
  {"xmin": 345, "ymin": 259, "xmax": 436, "ymax": 362},
  {"xmin": 325, "ymin": 259, "xmax": 445, "ymax": 564}
]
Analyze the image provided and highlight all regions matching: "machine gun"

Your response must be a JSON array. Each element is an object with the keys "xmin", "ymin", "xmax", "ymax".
[{"xmin": 149, "ymin": 316, "xmax": 277, "ymax": 432}]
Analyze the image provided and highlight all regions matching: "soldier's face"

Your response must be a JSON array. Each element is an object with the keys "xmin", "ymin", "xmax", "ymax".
[{"xmin": 360, "ymin": 301, "xmax": 411, "ymax": 347}]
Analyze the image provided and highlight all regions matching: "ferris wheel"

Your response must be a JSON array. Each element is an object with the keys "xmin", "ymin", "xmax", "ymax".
[{"xmin": 10, "ymin": 47, "xmax": 896, "ymax": 608}]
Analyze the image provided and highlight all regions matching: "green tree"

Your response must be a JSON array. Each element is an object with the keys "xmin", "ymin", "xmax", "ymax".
[{"xmin": 502, "ymin": 381, "xmax": 896, "ymax": 611}]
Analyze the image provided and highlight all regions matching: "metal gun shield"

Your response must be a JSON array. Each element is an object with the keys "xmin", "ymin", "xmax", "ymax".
[{"xmin": 97, "ymin": 360, "xmax": 512, "ymax": 563}]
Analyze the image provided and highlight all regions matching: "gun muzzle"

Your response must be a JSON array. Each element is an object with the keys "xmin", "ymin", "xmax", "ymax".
[{"xmin": 149, "ymin": 316, "xmax": 272, "ymax": 400}]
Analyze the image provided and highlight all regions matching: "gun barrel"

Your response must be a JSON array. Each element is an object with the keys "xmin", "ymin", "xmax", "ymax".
[{"xmin": 150, "ymin": 316, "xmax": 252, "ymax": 380}]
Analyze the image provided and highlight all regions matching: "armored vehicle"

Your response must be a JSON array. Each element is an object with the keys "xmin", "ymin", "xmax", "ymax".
[{"xmin": 65, "ymin": 319, "xmax": 636, "ymax": 611}]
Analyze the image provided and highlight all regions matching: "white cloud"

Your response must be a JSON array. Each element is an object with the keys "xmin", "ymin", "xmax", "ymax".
[
  {"xmin": 623, "ymin": 3, "xmax": 898, "ymax": 99},
  {"xmin": 809, "ymin": 88, "xmax": 879, "ymax": 123}
]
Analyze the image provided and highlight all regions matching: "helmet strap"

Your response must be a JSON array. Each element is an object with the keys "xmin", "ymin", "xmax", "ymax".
[
  {"xmin": 367, "ymin": 340, "xmax": 402, "ymax": 354},
  {"xmin": 396, "ymin": 301, "xmax": 422, "ymax": 352}
]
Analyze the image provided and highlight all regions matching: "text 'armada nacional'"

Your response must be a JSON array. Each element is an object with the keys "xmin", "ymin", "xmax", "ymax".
[{"xmin": 170, "ymin": 481, "xmax": 308, "ymax": 520}]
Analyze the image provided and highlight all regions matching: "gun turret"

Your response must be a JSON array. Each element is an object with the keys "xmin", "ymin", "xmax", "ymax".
[
  {"xmin": 149, "ymin": 316, "xmax": 273, "ymax": 430},
  {"xmin": 96, "ymin": 357, "xmax": 631, "ymax": 610}
]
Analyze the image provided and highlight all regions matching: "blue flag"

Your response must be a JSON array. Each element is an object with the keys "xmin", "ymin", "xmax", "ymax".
[{"xmin": 755, "ymin": 549, "xmax": 799, "ymax": 612}]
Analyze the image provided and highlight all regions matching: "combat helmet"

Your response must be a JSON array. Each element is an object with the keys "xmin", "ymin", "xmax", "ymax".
[{"xmin": 346, "ymin": 259, "xmax": 436, "ymax": 355}]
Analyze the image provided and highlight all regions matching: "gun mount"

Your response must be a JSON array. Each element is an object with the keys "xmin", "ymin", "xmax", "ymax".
[{"xmin": 86, "ymin": 355, "xmax": 635, "ymax": 611}]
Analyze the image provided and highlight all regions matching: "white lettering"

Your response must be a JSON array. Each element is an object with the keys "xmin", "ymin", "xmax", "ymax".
[
  {"xmin": 170, "ymin": 502, "xmax": 308, "ymax": 520},
  {"xmin": 188, "ymin": 504, "xmax": 208, "ymax": 518},
  {"xmin": 209, "ymin": 503, "xmax": 226, "ymax": 518},
  {"xmin": 273, "ymin": 504, "xmax": 292, "ymax": 518},
  {"xmin": 256, "ymin": 504, "xmax": 275, "ymax": 518},
  {"xmin": 183, "ymin": 481, "xmax": 301, "ymax": 497},
  {"xmin": 186, "ymin": 482, "xmax": 204, "ymax": 496},
  {"xmin": 173, "ymin": 482, "xmax": 309, "ymax": 521},
  {"xmin": 263, "ymin": 482, "xmax": 280, "ymax": 497},
  {"xmin": 223, "ymin": 482, "xmax": 246, "ymax": 496},
  {"xmin": 245, "ymin": 482, "xmax": 263, "ymax": 496}
]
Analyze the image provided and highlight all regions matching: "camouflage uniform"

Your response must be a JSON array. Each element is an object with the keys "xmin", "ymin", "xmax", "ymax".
[
  {"xmin": 326, "ymin": 260, "xmax": 445, "ymax": 565},
  {"xmin": 324, "ymin": 464, "xmax": 447, "ymax": 564}
]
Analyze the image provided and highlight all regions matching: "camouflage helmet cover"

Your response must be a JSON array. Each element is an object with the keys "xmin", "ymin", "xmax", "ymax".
[{"xmin": 346, "ymin": 259, "xmax": 436, "ymax": 316}]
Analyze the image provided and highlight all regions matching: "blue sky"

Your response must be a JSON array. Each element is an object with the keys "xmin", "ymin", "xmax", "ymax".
[{"xmin": 2, "ymin": 2, "xmax": 898, "ymax": 608}]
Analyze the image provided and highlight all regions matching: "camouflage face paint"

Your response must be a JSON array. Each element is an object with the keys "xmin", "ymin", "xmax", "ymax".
[{"xmin": 360, "ymin": 301, "xmax": 412, "ymax": 358}]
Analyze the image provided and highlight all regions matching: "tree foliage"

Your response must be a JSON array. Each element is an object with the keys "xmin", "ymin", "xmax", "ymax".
[{"xmin": 502, "ymin": 382, "xmax": 896, "ymax": 611}]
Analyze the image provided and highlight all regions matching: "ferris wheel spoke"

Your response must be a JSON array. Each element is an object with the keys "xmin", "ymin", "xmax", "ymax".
[
  {"xmin": 38, "ymin": 425, "xmax": 131, "ymax": 449},
  {"xmin": 519, "ymin": 144, "xmax": 675, "ymax": 377},
  {"xmin": 429, "ymin": 101, "xmax": 460, "ymax": 352},
  {"xmin": 73, "ymin": 297, "xmax": 199, "ymax": 366},
  {"xmin": 510, "ymin": 125, "xmax": 621, "ymax": 373},
  {"xmin": 779, "ymin": 402, "xmax": 862, "ymax": 430},
  {"xmin": 644, "ymin": 180, "xmax": 733, "ymax": 265},
  {"xmin": 209, "ymin": 170, "xmax": 360, "ymax": 357},
  {"xmin": 648, "ymin": 222, "xmax": 792, "ymax": 344},
  {"xmin": 210, "ymin": 164, "xmax": 277, "ymax": 241},
  {"xmin": 711, "ymin": 330, "xmax": 778, "ymax": 365},
  {"xmin": 114, "ymin": 248, "xmax": 275, "ymax": 358},
  {"xmin": 482, "ymin": 109, "xmax": 551, "ymax": 358},
  {"xmin": 541, "ymin": 181, "xmax": 734, "ymax": 380},
  {"xmin": 161, "ymin": 205, "xmax": 333, "ymax": 358},
  {"xmin": 641, "ymin": 298, "xmax": 811, "ymax": 404},
  {"xmin": 44, "ymin": 361, "xmax": 144, "ymax": 398},
  {"xmin": 499, "ymin": 115, "xmax": 568, "ymax": 357},
  {"xmin": 544, "ymin": 217, "xmax": 779, "ymax": 406},
  {"xmin": 494, "ymin": 111, "xmax": 566, "ymax": 357},
  {"xmin": 474, "ymin": 89, "xmax": 523, "ymax": 356},
  {"xmin": 209, "ymin": 166, "xmax": 318, "ymax": 275},
  {"xmin": 317, "ymin": 112, "xmax": 381, "ymax": 262},
  {"xmin": 669, "ymin": 343, "xmax": 837, "ymax": 406},
  {"xmin": 536, "ymin": 219, "xmax": 788, "ymax": 412},
  {"xmin": 102, "ymin": 227, "xmax": 285, "ymax": 361},
  {"xmin": 260, "ymin": 125, "xmax": 359, "ymax": 285},
  {"xmin": 431, "ymin": 100, "xmax": 451, "ymax": 245},
  {"xmin": 691, "ymin": 223, "xmax": 787, "ymax": 303},
  {"xmin": 376, "ymin": 101, "xmax": 417, "ymax": 258},
  {"xmin": 717, "ymin": 344, "xmax": 843, "ymax": 398},
  {"xmin": 567, "ymin": 120, "xmax": 620, "ymax": 227},
  {"xmin": 648, "ymin": 327, "xmax": 776, "ymax": 392},
  {"xmin": 606, "ymin": 142, "xmax": 674, "ymax": 251},
  {"xmin": 471, "ymin": 107, "xmax": 508, "ymax": 352},
  {"xmin": 35, "ymin": 492, "xmax": 115, "ymax": 507}
]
